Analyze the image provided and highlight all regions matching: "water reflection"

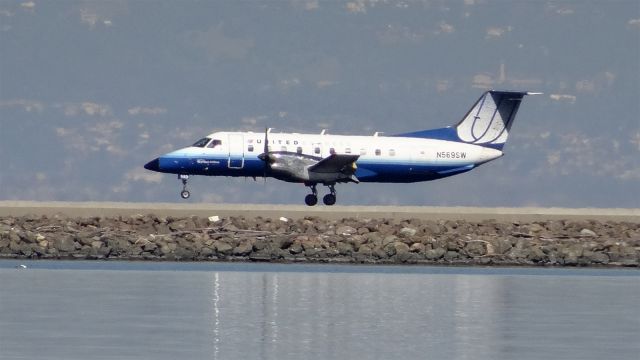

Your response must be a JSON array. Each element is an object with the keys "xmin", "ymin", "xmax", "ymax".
[
  {"xmin": 1, "ymin": 265, "xmax": 637, "ymax": 360},
  {"xmin": 203, "ymin": 271, "xmax": 639, "ymax": 360}
]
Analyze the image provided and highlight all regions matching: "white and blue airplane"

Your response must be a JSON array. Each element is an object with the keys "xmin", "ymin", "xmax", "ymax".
[{"xmin": 144, "ymin": 90, "xmax": 539, "ymax": 206}]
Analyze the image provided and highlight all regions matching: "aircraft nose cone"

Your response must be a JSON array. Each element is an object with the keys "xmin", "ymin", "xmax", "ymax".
[{"xmin": 144, "ymin": 158, "xmax": 160, "ymax": 171}]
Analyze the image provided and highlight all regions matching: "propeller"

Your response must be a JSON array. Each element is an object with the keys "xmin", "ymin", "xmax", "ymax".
[{"xmin": 258, "ymin": 127, "xmax": 272, "ymax": 180}]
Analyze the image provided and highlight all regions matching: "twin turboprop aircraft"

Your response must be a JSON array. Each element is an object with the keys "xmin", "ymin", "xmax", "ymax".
[{"xmin": 144, "ymin": 90, "xmax": 539, "ymax": 206}]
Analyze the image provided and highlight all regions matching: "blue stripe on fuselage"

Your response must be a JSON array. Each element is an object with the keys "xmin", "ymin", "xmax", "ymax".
[{"xmin": 355, "ymin": 161, "xmax": 474, "ymax": 183}]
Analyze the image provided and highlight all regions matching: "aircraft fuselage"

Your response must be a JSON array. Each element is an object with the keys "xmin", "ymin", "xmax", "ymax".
[{"xmin": 146, "ymin": 131, "xmax": 503, "ymax": 183}]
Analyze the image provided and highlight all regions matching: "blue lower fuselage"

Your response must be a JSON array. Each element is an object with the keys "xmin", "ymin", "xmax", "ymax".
[{"xmin": 149, "ymin": 154, "xmax": 474, "ymax": 183}]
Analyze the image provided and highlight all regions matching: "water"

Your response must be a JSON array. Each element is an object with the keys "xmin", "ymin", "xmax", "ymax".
[{"xmin": 0, "ymin": 261, "xmax": 638, "ymax": 360}]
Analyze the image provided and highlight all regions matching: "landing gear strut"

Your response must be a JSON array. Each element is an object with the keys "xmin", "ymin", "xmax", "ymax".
[
  {"xmin": 304, "ymin": 184, "xmax": 318, "ymax": 206},
  {"xmin": 179, "ymin": 174, "xmax": 190, "ymax": 199},
  {"xmin": 323, "ymin": 184, "xmax": 336, "ymax": 206}
]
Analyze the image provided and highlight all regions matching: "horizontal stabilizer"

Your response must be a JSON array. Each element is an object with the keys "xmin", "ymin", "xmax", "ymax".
[{"xmin": 309, "ymin": 154, "xmax": 360, "ymax": 173}]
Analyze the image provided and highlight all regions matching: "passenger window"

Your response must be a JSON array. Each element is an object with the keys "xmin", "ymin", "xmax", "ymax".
[
  {"xmin": 329, "ymin": 148, "xmax": 336, "ymax": 155},
  {"xmin": 314, "ymin": 147, "xmax": 320, "ymax": 154},
  {"xmin": 360, "ymin": 149, "xmax": 367, "ymax": 155},
  {"xmin": 192, "ymin": 137, "xmax": 211, "ymax": 148},
  {"xmin": 207, "ymin": 139, "xmax": 222, "ymax": 149},
  {"xmin": 248, "ymin": 145, "xmax": 254, "ymax": 152},
  {"xmin": 375, "ymin": 149, "xmax": 381, "ymax": 156},
  {"xmin": 389, "ymin": 149, "xmax": 396, "ymax": 156},
  {"xmin": 280, "ymin": 146, "xmax": 287, "ymax": 152},
  {"xmin": 296, "ymin": 146, "xmax": 303, "ymax": 154},
  {"xmin": 345, "ymin": 148, "xmax": 351, "ymax": 154}
]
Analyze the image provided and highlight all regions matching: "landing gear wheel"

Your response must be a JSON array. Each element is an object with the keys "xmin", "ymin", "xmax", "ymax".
[
  {"xmin": 323, "ymin": 193, "xmax": 336, "ymax": 206},
  {"xmin": 305, "ymin": 194, "xmax": 318, "ymax": 206},
  {"xmin": 178, "ymin": 174, "xmax": 190, "ymax": 200},
  {"xmin": 304, "ymin": 183, "xmax": 319, "ymax": 206}
]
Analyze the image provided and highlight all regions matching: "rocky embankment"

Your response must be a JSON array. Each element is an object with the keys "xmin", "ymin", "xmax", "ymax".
[{"xmin": 1, "ymin": 214, "xmax": 639, "ymax": 267}]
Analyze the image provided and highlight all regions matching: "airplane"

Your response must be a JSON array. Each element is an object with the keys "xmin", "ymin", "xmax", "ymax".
[{"xmin": 144, "ymin": 90, "xmax": 539, "ymax": 206}]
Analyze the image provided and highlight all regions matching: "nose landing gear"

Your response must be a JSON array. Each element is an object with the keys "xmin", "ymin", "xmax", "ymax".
[{"xmin": 179, "ymin": 174, "xmax": 190, "ymax": 199}]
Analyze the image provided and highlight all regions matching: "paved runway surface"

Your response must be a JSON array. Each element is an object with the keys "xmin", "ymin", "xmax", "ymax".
[{"xmin": 0, "ymin": 201, "xmax": 638, "ymax": 222}]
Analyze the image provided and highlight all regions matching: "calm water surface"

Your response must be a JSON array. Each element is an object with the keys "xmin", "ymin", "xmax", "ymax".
[{"xmin": 0, "ymin": 261, "xmax": 638, "ymax": 360}]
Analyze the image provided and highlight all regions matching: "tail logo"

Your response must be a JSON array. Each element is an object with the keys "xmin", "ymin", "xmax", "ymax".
[{"xmin": 456, "ymin": 91, "xmax": 523, "ymax": 146}]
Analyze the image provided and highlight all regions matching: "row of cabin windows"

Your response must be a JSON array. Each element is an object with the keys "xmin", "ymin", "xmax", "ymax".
[
  {"xmin": 196, "ymin": 138, "xmax": 394, "ymax": 156},
  {"xmin": 247, "ymin": 145, "xmax": 396, "ymax": 156}
]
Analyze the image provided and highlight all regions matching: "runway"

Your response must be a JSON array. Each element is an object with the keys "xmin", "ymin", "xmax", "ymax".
[{"xmin": 0, "ymin": 201, "xmax": 638, "ymax": 222}]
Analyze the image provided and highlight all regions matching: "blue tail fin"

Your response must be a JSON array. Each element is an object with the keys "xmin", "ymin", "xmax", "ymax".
[{"xmin": 397, "ymin": 90, "xmax": 539, "ymax": 150}]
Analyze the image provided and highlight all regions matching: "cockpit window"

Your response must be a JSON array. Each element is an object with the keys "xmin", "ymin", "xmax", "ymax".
[
  {"xmin": 192, "ymin": 137, "xmax": 211, "ymax": 148},
  {"xmin": 207, "ymin": 139, "xmax": 222, "ymax": 148}
]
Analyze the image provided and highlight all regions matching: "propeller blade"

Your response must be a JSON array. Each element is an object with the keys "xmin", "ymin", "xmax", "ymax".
[
  {"xmin": 262, "ymin": 127, "xmax": 269, "ymax": 180},
  {"xmin": 264, "ymin": 127, "xmax": 269, "ymax": 155}
]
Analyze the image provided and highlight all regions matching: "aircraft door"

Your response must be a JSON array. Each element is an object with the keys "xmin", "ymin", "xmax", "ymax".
[{"xmin": 227, "ymin": 134, "xmax": 245, "ymax": 169}]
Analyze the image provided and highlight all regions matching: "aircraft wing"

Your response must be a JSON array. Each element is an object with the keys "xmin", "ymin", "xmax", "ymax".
[{"xmin": 309, "ymin": 154, "xmax": 360, "ymax": 173}]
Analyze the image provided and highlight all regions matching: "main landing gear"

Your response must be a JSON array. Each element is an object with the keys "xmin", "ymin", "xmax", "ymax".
[
  {"xmin": 179, "ymin": 174, "xmax": 190, "ymax": 199},
  {"xmin": 304, "ymin": 184, "xmax": 337, "ymax": 206}
]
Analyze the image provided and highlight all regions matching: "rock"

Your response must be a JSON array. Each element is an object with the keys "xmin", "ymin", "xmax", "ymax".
[
  {"xmin": 382, "ymin": 235, "xmax": 397, "ymax": 246},
  {"xmin": 588, "ymin": 252, "xmax": 609, "ymax": 264},
  {"xmin": 142, "ymin": 242, "xmax": 157, "ymax": 252},
  {"xmin": 277, "ymin": 237, "xmax": 294, "ymax": 250},
  {"xmin": 208, "ymin": 215, "xmax": 220, "ymax": 223},
  {"xmin": 580, "ymin": 228, "xmax": 597, "ymax": 237},
  {"xmin": 372, "ymin": 246, "xmax": 388, "ymax": 259},
  {"xmin": 289, "ymin": 242, "xmax": 303, "ymax": 254},
  {"xmin": 168, "ymin": 219, "xmax": 196, "ymax": 231},
  {"xmin": 527, "ymin": 247, "xmax": 546, "ymax": 263},
  {"xmin": 489, "ymin": 238, "xmax": 512, "ymax": 254},
  {"xmin": 399, "ymin": 227, "xmax": 417, "ymax": 238},
  {"xmin": 337, "ymin": 242, "xmax": 353, "ymax": 256},
  {"xmin": 233, "ymin": 241, "xmax": 253, "ymax": 256},
  {"xmin": 296, "ymin": 241, "xmax": 315, "ymax": 256},
  {"xmin": 199, "ymin": 247, "xmax": 214, "ymax": 258},
  {"xmin": 464, "ymin": 241, "xmax": 487, "ymax": 257},
  {"xmin": 336, "ymin": 226, "xmax": 357, "ymax": 236},
  {"xmin": 409, "ymin": 243, "xmax": 425, "ymax": 253},
  {"xmin": 421, "ymin": 221, "xmax": 443, "ymax": 235},
  {"xmin": 173, "ymin": 247, "xmax": 196, "ymax": 260},
  {"xmin": 357, "ymin": 244, "xmax": 373, "ymax": 257},
  {"xmin": 425, "ymin": 247, "xmax": 446, "ymax": 260},
  {"xmin": 213, "ymin": 241, "xmax": 233, "ymax": 255},
  {"xmin": 444, "ymin": 251, "xmax": 460, "ymax": 260},
  {"xmin": 528, "ymin": 223, "xmax": 545, "ymax": 233},
  {"xmin": 54, "ymin": 236, "xmax": 76, "ymax": 252}
]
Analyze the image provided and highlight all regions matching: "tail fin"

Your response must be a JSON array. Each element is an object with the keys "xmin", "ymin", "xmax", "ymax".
[
  {"xmin": 455, "ymin": 90, "xmax": 538, "ymax": 149},
  {"xmin": 396, "ymin": 90, "xmax": 539, "ymax": 150}
]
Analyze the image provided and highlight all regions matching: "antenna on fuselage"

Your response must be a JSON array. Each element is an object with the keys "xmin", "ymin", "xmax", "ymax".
[{"xmin": 373, "ymin": 132, "xmax": 384, "ymax": 137}]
